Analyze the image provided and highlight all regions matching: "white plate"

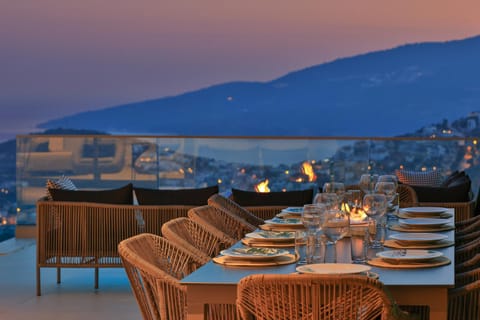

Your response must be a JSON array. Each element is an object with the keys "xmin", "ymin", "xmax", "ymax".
[
  {"xmin": 296, "ymin": 263, "xmax": 371, "ymax": 275},
  {"xmin": 244, "ymin": 231, "xmax": 295, "ymax": 241},
  {"xmin": 389, "ymin": 233, "xmax": 448, "ymax": 243},
  {"xmin": 376, "ymin": 249, "xmax": 443, "ymax": 261},
  {"xmin": 398, "ymin": 218, "xmax": 450, "ymax": 228},
  {"xmin": 264, "ymin": 218, "xmax": 303, "ymax": 226},
  {"xmin": 280, "ymin": 207, "xmax": 304, "ymax": 215},
  {"xmin": 400, "ymin": 207, "xmax": 448, "ymax": 216},
  {"xmin": 220, "ymin": 247, "xmax": 289, "ymax": 260}
]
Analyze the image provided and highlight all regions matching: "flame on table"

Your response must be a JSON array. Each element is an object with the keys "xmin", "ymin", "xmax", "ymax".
[
  {"xmin": 343, "ymin": 203, "xmax": 367, "ymax": 222},
  {"xmin": 301, "ymin": 161, "xmax": 317, "ymax": 182},
  {"xmin": 255, "ymin": 179, "xmax": 270, "ymax": 193}
]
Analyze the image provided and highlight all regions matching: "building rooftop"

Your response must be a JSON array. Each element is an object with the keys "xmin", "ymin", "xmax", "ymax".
[{"xmin": 0, "ymin": 238, "xmax": 139, "ymax": 320}]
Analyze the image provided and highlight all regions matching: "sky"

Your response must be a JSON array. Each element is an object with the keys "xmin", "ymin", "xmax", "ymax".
[{"xmin": 1, "ymin": 0, "xmax": 480, "ymax": 142}]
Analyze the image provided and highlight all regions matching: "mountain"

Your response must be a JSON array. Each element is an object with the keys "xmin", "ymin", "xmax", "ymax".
[{"xmin": 38, "ymin": 35, "xmax": 480, "ymax": 137}]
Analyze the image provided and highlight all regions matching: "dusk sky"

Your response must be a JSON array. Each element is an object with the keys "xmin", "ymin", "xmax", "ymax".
[{"xmin": 1, "ymin": 0, "xmax": 480, "ymax": 142}]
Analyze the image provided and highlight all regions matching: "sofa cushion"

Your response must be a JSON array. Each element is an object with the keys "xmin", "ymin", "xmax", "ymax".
[
  {"xmin": 134, "ymin": 185, "xmax": 219, "ymax": 206},
  {"xmin": 395, "ymin": 169, "xmax": 444, "ymax": 187},
  {"xmin": 410, "ymin": 176, "xmax": 471, "ymax": 202},
  {"xmin": 46, "ymin": 176, "xmax": 77, "ymax": 201},
  {"xmin": 49, "ymin": 183, "xmax": 133, "ymax": 204},
  {"xmin": 231, "ymin": 188, "xmax": 314, "ymax": 206}
]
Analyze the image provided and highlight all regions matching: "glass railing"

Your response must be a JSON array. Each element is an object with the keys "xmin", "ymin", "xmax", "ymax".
[{"xmin": 15, "ymin": 134, "xmax": 480, "ymax": 225}]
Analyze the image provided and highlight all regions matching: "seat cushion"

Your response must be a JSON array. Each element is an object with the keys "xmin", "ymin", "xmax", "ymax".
[
  {"xmin": 49, "ymin": 183, "xmax": 133, "ymax": 204},
  {"xmin": 134, "ymin": 185, "xmax": 219, "ymax": 205},
  {"xmin": 410, "ymin": 174, "xmax": 471, "ymax": 202},
  {"xmin": 46, "ymin": 176, "xmax": 77, "ymax": 201},
  {"xmin": 395, "ymin": 169, "xmax": 444, "ymax": 187},
  {"xmin": 231, "ymin": 188, "xmax": 314, "ymax": 206}
]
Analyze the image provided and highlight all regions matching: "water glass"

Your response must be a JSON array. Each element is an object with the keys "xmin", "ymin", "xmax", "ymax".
[
  {"xmin": 295, "ymin": 230, "xmax": 308, "ymax": 265},
  {"xmin": 350, "ymin": 224, "xmax": 369, "ymax": 263},
  {"xmin": 359, "ymin": 174, "xmax": 379, "ymax": 194},
  {"xmin": 302, "ymin": 204, "xmax": 326, "ymax": 232},
  {"xmin": 306, "ymin": 230, "xmax": 325, "ymax": 264}
]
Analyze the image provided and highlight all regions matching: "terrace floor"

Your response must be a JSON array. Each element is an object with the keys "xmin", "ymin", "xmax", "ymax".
[{"xmin": 0, "ymin": 238, "xmax": 140, "ymax": 320}]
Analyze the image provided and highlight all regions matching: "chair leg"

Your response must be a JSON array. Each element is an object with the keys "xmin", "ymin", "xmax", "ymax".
[
  {"xmin": 36, "ymin": 266, "xmax": 41, "ymax": 296},
  {"xmin": 57, "ymin": 267, "xmax": 61, "ymax": 284},
  {"xmin": 94, "ymin": 267, "xmax": 99, "ymax": 289}
]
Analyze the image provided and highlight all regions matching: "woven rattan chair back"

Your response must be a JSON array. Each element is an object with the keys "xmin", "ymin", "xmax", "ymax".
[
  {"xmin": 449, "ymin": 279, "xmax": 480, "ymax": 320},
  {"xmin": 456, "ymin": 237, "xmax": 480, "ymax": 264},
  {"xmin": 456, "ymin": 253, "xmax": 480, "ymax": 274},
  {"xmin": 161, "ymin": 217, "xmax": 230, "ymax": 262},
  {"xmin": 188, "ymin": 205, "xmax": 256, "ymax": 241},
  {"xmin": 208, "ymin": 194, "xmax": 264, "ymax": 227},
  {"xmin": 118, "ymin": 234, "xmax": 203, "ymax": 320},
  {"xmin": 236, "ymin": 274, "xmax": 402, "ymax": 320},
  {"xmin": 396, "ymin": 184, "xmax": 418, "ymax": 208}
]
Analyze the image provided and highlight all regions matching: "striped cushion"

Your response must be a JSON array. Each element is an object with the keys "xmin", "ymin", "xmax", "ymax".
[
  {"xmin": 395, "ymin": 169, "xmax": 443, "ymax": 187},
  {"xmin": 46, "ymin": 176, "xmax": 77, "ymax": 200}
]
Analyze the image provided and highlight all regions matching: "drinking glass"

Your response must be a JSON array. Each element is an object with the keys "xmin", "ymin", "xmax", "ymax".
[
  {"xmin": 346, "ymin": 189, "xmax": 362, "ymax": 210},
  {"xmin": 359, "ymin": 174, "xmax": 379, "ymax": 194},
  {"xmin": 314, "ymin": 192, "xmax": 339, "ymax": 211},
  {"xmin": 378, "ymin": 174, "xmax": 398, "ymax": 189},
  {"xmin": 322, "ymin": 209, "xmax": 349, "ymax": 263},
  {"xmin": 374, "ymin": 182, "xmax": 396, "ymax": 203},
  {"xmin": 322, "ymin": 182, "xmax": 345, "ymax": 203},
  {"xmin": 302, "ymin": 204, "xmax": 326, "ymax": 233},
  {"xmin": 362, "ymin": 193, "xmax": 387, "ymax": 248}
]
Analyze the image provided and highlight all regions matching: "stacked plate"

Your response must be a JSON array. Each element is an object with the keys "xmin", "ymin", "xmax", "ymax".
[
  {"xmin": 276, "ymin": 207, "xmax": 304, "ymax": 218},
  {"xmin": 220, "ymin": 247, "xmax": 290, "ymax": 261},
  {"xmin": 389, "ymin": 233, "xmax": 449, "ymax": 246},
  {"xmin": 242, "ymin": 230, "xmax": 295, "ymax": 247},
  {"xmin": 368, "ymin": 249, "xmax": 450, "ymax": 268},
  {"xmin": 398, "ymin": 218, "xmax": 452, "ymax": 231},
  {"xmin": 261, "ymin": 217, "xmax": 304, "ymax": 231},
  {"xmin": 296, "ymin": 263, "xmax": 378, "ymax": 279},
  {"xmin": 398, "ymin": 207, "xmax": 452, "ymax": 219}
]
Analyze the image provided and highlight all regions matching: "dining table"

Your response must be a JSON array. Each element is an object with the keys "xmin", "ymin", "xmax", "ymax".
[{"xmin": 180, "ymin": 208, "xmax": 455, "ymax": 320}]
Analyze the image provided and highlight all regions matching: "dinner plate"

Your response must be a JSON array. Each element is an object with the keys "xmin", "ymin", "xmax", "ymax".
[
  {"xmin": 400, "ymin": 207, "xmax": 448, "ymax": 216},
  {"xmin": 376, "ymin": 249, "xmax": 443, "ymax": 261},
  {"xmin": 280, "ymin": 207, "xmax": 304, "ymax": 215},
  {"xmin": 264, "ymin": 217, "xmax": 303, "ymax": 226},
  {"xmin": 398, "ymin": 218, "xmax": 450, "ymax": 228},
  {"xmin": 389, "ymin": 233, "xmax": 448, "ymax": 243},
  {"xmin": 244, "ymin": 231, "xmax": 295, "ymax": 242},
  {"xmin": 220, "ymin": 247, "xmax": 290, "ymax": 260},
  {"xmin": 296, "ymin": 263, "xmax": 371, "ymax": 275}
]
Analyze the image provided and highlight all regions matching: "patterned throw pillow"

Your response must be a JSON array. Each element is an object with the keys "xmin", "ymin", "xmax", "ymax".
[
  {"xmin": 395, "ymin": 169, "xmax": 444, "ymax": 187},
  {"xmin": 45, "ymin": 176, "xmax": 77, "ymax": 201}
]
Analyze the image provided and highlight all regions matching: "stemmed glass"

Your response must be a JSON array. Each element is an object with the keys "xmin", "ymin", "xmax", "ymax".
[
  {"xmin": 322, "ymin": 208, "xmax": 350, "ymax": 263},
  {"xmin": 314, "ymin": 192, "xmax": 340, "ymax": 211},
  {"xmin": 375, "ymin": 181, "xmax": 398, "ymax": 218},
  {"xmin": 362, "ymin": 193, "xmax": 388, "ymax": 248},
  {"xmin": 322, "ymin": 182, "xmax": 345, "ymax": 204},
  {"xmin": 378, "ymin": 175, "xmax": 398, "ymax": 189},
  {"xmin": 359, "ymin": 174, "xmax": 379, "ymax": 194}
]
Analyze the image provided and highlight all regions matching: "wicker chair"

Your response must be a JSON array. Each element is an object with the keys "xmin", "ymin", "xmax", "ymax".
[
  {"xmin": 208, "ymin": 194, "xmax": 265, "ymax": 227},
  {"xmin": 118, "ymin": 234, "xmax": 203, "ymax": 320},
  {"xmin": 188, "ymin": 205, "xmax": 256, "ymax": 241},
  {"xmin": 455, "ymin": 266, "xmax": 480, "ymax": 287},
  {"xmin": 418, "ymin": 199, "xmax": 475, "ymax": 222},
  {"xmin": 456, "ymin": 229, "xmax": 480, "ymax": 246},
  {"xmin": 118, "ymin": 233, "xmax": 237, "ymax": 320},
  {"xmin": 161, "ymin": 217, "xmax": 232, "ymax": 262},
  {"xmin": 456, "ymin": 253, "xmax": 480, "ymax": 274},
  {"xmin": 236, "ymin": 273, "xmax": 408, "ymax": 320},
  {"xmin": 396, "ymin": 184, "xmax": 418, "ymax": 208},
  {"xmin": 456, "ymin": 237, "xmax": 480, "ymax": 264},
  {"xmin": 455, "ymin": 215, "xmax": 480, "ymax": 235},
  {"xmin": 448, "ymin": 280, "xmax": 480, "ymax": 320}
]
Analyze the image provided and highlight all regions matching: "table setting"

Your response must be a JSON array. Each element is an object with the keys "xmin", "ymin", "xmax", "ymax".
[{"xmin": 212, "ymin": 246, "xmax": 298, "ymax": 267}]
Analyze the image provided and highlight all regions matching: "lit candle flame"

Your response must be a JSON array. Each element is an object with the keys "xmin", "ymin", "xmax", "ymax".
[{"xmin": 255, "ymin": 179, "xmax": 270, "ymax": 193}]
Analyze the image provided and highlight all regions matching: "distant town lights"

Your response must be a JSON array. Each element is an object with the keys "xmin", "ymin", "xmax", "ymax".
[{"xmin": 217, "ymin": 179, "xmax": 222, "ymax": 184}]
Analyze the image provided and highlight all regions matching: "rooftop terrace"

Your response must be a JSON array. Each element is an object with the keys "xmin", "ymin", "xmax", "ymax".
[{"xmin": 0, "ymin": 238, "xmax": 139, "ymax": 319}]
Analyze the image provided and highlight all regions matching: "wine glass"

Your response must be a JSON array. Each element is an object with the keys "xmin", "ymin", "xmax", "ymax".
[
  {"xmin": 359, "ymin": 174, "xmax": 379, "ymax": 194},
  {"xmin": 346, "ymin": 189, "xmax": 362, "ymax": 210},
  {"xmin": 322, "ymin": 182, "xmax": 345, "ymax": 203},
  {"xmin": 314, "ymin": 192, "xmax": 339, "ymax": 211},
  {"xmin": 378, "ymin": 174, "xmax": 398, "ymax": 189},
  {"xmin": 302, "ymin": 204, "xmax": 326, "ymax": 233},
  {"xmin": 374, "ymin": 182, "xmax": 396, "ymax": 203},
  {"xmin": 362, "ymin": 193, "xmax": 388, "ymax": 248},
  {"xmin": 322, "ymin": 208, "xmax": 350, "ymax": 263}
]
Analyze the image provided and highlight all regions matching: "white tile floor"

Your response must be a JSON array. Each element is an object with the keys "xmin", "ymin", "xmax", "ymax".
[{"xmin": 0, "ymin": 239, "xmax": 140, "ymax": 320}]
